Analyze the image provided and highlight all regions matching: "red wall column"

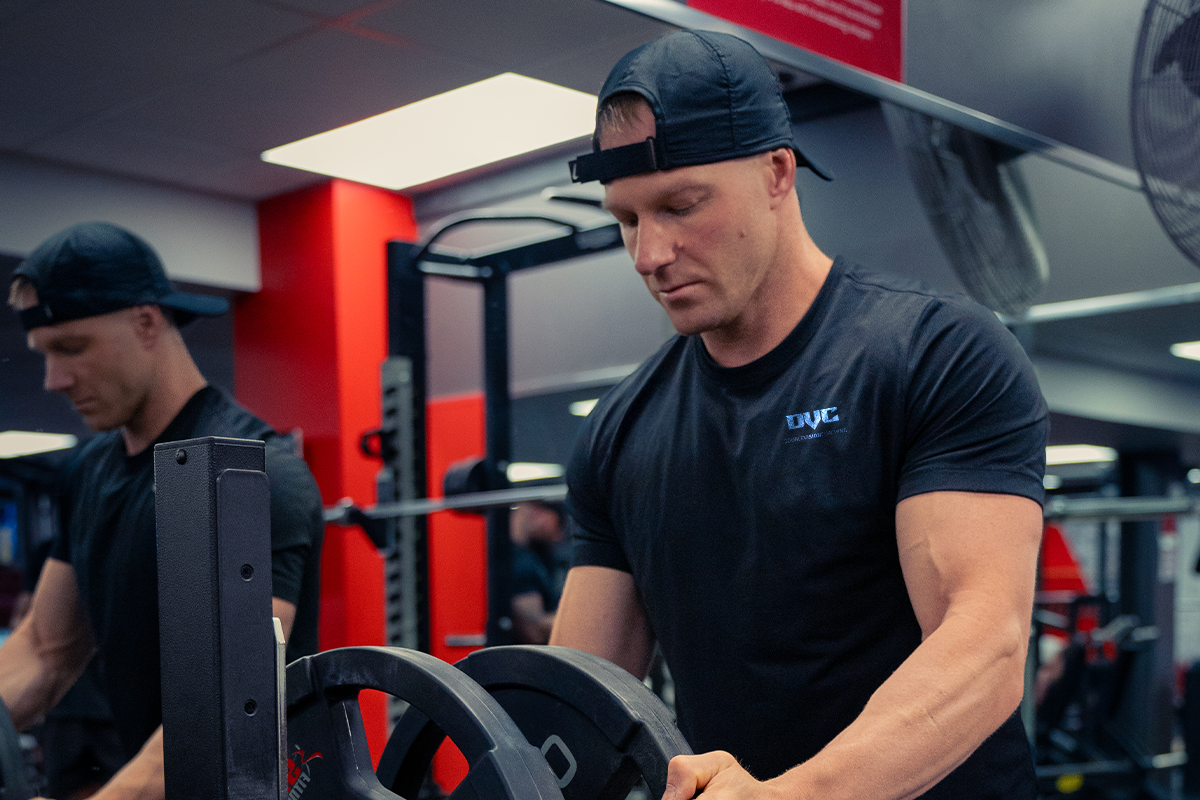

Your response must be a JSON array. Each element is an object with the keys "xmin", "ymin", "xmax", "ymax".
[{"xmin": 235, "ymin": 178, "xmax": 418, "ymax": 758}]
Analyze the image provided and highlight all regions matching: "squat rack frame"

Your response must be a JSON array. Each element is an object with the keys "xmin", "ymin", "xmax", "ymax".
[{"xmin": 378, "ymin": 197, "xmax": 624, "ymax": 648}]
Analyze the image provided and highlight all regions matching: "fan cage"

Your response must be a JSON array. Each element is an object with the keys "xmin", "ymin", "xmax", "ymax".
[
  {"xmin": 883, "ymin": 104, "xmax": 1050, "ymax": 316},
  {"xmin": 1131, "ymin": 0, "xmax": 1200, "ymax": 267}
]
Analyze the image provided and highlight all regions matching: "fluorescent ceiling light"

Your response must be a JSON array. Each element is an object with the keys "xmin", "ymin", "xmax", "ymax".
[
  {"xmin": 569, "ymin": 399, "xmax": 599, "ymax": 417},
  {"xmin": 1189, "ymin": 468, "xmax": 1200, "ymax": 484},
  {"xmin": 1043, "ymin": 475, "xmax": 1063, "ymax": 490},
  {"xmin": 1045, "ymin": 444, "xmax": 1118, "ymax": 466},
  {"xmin": 507, "ymin": 462, "xmax": 565, "ymax": 482},
  {"xmin": 262, "ymin": 73, "xmax": 597, "ymax": 191},
  {"xmin": 0, "ymin": 431, "xmax": 78, "ymax": 459},
  {"xmin": 1170, "ymin": 341, "xmax": 1200, "ymax": 361}
]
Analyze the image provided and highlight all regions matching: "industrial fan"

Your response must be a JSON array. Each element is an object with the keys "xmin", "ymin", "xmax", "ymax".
[
  {"xmin": 882, "ymin": 104, "xmax": 1049, "ymax": 315},
  {"xmin": 1132, "ymin": 0, "xmax": 1200, "ymax": 267}
]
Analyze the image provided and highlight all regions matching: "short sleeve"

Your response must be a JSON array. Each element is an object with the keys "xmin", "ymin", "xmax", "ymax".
[
  {"xmin": 565, "ymin": 410, "xmax": 633, "ymax": 574},
  {"xmin": 264, "ymin": 436, "xmax": 323, "ymax": 604},
  {"xmin": 898, "ymin": 298, "xmax": 1049, "ymax": 504}
]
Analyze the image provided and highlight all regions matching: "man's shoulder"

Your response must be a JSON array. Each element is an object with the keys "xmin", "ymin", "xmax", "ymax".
[
  {"xmin": 186, "ymin": 386, "xmax": 275, "ymax": 441},
  {"xmin": 61, "ymin": 431, "xmax": 124, "ymax": 483},
  {"xmin": 828, "ymin": 258, "xmax": 1009, "ymax": 344},
  {"xmin": 585, "ymin": 336, "xmax": 689, "ymax": 432}
]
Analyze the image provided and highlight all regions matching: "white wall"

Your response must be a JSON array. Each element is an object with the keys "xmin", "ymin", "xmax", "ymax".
[{"xmin": 0, "ymin": 154, "xmax": 260, "ymax": 291}]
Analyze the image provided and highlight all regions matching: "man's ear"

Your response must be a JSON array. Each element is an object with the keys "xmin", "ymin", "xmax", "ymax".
[
  {"xmin": 765, "ymin": 148, "xmax": 797, "ymax": 207},
  {"xmin": 130, "ymin": 304, "xmax": 167, "ymax": 347}
]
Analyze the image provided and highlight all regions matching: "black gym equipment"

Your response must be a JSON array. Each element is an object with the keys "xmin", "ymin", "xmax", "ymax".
[
  {"xmin": 156, "ymin": 435, "xmax": 692, "ymax": 800},
  {"xmin": 286, "ymin": 647, "xmax": 564, "ymax": 800},
  {"xmin": 0, "ymin": 701, "xmax": 31, "ymax": 800},
  {"xmin": 351, "ymin": 198, "xmax": 623, "ymax": 650},
  {"xmin": 378, "ymin": 646, "xmax": 691, "ymax": 800}
]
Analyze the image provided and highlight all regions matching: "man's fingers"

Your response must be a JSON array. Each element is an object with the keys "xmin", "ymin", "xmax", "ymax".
[{"xmin": 662, "ymin": 751, "xmax": 739, "ymax": 800}]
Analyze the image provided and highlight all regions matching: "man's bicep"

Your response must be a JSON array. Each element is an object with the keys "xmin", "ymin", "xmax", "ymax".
[
  {"xmin": 550, "ymin": 566, "xmax": 655, "ymax": 679},
  {"xmin": 896, "ymin": 491, "xmax": 1043, "ymax": 639}
]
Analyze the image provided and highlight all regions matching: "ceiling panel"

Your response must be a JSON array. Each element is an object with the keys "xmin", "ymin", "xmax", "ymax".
[
  {"xmin": 0, "ymin": 0, "xmax": 314, "ymax": 148},
  {"xmin": 22, "ymin": 119, "xmax": 324, "ymax": 199},
  {"xmin": 356, "ymin": 0, "xmax": 670, "ymax": 87},
  {"xmin": 256, "ymin": 0, "xmax": 390, "ymax": 17},
  {"xmin": 73, "ymin": 27, "xmax": 493, "ymax": 156},
  {"xmin": 518, "ymin": 19, "xmax": 677, "ymax": 95}
]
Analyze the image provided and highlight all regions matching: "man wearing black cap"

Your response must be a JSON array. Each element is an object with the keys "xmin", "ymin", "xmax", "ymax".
[
  {"xmin": 0, "ymin": 222, "xmax": 323, "ymax": 800},
  {"xmin": 552, "ymin": 30, "xmax": 1047, "ymax": 799}
]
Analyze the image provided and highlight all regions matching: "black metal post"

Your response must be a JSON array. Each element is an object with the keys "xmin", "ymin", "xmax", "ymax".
[
  {"xmin": 386, "ymin": 241, "xmax": 431, "ymax": 655},
  {"xmin": 155, "ymin": 436, "xmax": 283, "ymax": 800},
  {"xmin": 483, "ymin": 270, "xmax": 513, "ymax": 646},
  {"xmin": 1114, "ymin": 451, "xmax": 1180, "ymax": 771}
]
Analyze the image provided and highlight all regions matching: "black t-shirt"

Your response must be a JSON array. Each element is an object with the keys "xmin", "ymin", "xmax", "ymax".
[
  {"xmin": 568, "ymin": 258, "xmax": 1048, "ymax": 798},
  {"xmin": 53, "ymin": 386, "xmax": 324, "ymax": 758}
]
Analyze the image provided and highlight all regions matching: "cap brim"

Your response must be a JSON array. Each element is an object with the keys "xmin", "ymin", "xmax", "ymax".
[
  {"xmin": 795, "ymin": 147, "xmax": 833, "ymax": 182},
  {"xmin": 159, "ymin": 291, "xmax": 229, "ymax": 318}
]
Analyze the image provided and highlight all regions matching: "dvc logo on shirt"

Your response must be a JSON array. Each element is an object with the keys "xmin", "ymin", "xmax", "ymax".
[
  {"xmin": 784, "ymin": 407, "xmax": 847, "ymax": 443},
  {"xmin": 785, "ymin": 408, "xmax": 838, "ymax": 430}
]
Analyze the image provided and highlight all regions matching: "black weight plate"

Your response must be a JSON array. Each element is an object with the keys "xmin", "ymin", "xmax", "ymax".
[
  {"xmin": 378, "ymin": 646, "xmax": 691, "ymax": 800},
  {"xmin": 287, "ymin": 646, "xmax": 563, "ymax": 800},
  {"xmin": 0, "ymin": 701, "xmax": 31, "ymax": 800}
]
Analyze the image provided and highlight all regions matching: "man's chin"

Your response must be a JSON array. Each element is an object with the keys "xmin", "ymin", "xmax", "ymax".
[{"xmin": 79, "ymin": 413, "xmax": 119, "ymax": 433}]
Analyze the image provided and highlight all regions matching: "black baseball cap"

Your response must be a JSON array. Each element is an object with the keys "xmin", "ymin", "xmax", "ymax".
[
  {"xmin": 12, "ymin": 222, "xmax": 229, "ymax": 331},
  {"xmin": 570, "ymin": 30, "xmax": 832, "ymax": 184}
]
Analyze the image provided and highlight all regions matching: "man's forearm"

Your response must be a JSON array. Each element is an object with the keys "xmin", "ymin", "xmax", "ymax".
[
  {"xmin": 0, "ymin": 622, "xmax": 91, "ymax": 730},
  {"xmin": 772, "ymin": 604, "xmax": 1027, "ymax": 800},
  {"xmin": 91, "ymin": 727, "xmax": 165, "ymax": 800}
]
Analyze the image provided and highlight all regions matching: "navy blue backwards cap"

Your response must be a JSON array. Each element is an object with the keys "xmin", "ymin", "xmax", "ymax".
[
  {"xmin": 12, "ymin": 222, "xmax": 228, "ymax": 331},
  {"xmin": 570, "ymin": 30, "xmax": 832, "ymax": 184}
]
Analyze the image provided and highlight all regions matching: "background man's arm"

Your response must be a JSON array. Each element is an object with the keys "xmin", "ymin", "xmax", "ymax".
[
  {"xmin": 550, "ymin": 566, "xmax": 656, "ymax": 679},
  {"xmin": 663, "ymin": 490, "xmax": 1043, "ymax": 800},
  {"xmin": 78, "ymin": 598, "xmax": 298, "ymax": 800},
  {"xmin": 0, "ymin": 558, "xmax": 95, "ymax": 729}
]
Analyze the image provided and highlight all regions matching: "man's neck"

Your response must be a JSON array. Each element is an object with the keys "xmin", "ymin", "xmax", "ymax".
[
  {"xmin": 702, "ymin": 242, "xmax": 834, "ymax": 368},
  {"xmin": 121, "ymin": 356, "xmax": 208, "ymax": 456}
]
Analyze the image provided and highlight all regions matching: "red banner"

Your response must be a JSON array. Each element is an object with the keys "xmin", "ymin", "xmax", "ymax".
[{"xmin": 690, "ymin": 0, "xmax": 904, "ymax": 82}]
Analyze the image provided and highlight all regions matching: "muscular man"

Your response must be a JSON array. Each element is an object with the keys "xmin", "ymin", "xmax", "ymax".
[
  {"xmin": 552, "ymin": 31, "xmax": 1047, "ymax": 799},
  {"xmin": 0, "ymin": 222, "xmax": 324, "ymax": 800}
]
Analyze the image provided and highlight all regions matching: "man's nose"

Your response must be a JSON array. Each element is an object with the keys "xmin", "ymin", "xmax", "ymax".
[
  {"xmin": 43, "ymin": 358, "xmax": 73, "ymax": 393},
  {"xmin": 630, "ymin": 219, "xmax": 676, "ymax": 276}
]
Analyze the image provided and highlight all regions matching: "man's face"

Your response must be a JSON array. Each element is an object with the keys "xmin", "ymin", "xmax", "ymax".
[
  {"xmin": 25, "ymin": 309, "xmax": 156, "ymax": 432},
  {"xmin": 600, "ymin": 104, "xmax": 782, "ymax": 338}
]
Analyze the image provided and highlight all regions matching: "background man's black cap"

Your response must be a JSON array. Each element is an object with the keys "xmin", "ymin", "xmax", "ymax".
[
  {"xmin": 570, "ymin": 30, "xmax": 832, "ymax": 184},
  {"xmin": 12, "ymin": 222, "xmax": 228, "ymax": 331}
]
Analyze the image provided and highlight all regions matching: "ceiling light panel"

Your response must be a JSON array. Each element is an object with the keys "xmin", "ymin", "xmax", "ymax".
[
  {"xmin": 1045, "ymin": 444, "xmax": 1119, "ymax": 465},
  {"xmin": 1171, "ymin": 341, "xmax": 1200, "ymax": 361},
  {"xmin": 0, "ymin": 431, "xmax": 78, "ymax": 459},
  {"xmin": 262, "ymin": 73, "xmax": 596, "ymax": 190}
]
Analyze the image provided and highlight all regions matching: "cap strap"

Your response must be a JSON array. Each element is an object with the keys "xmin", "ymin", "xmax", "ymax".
[
  {"xmin": 18, "ymin": 304, "xmax": 58, "ymax": 331},
  {"xmin": 570, "ymin": 138, "xmax": 659, "ymax": 184}
]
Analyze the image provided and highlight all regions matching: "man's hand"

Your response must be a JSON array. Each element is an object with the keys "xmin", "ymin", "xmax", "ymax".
[{"xmin": 663, "ymin": 752, "xmax": 787, "ymax": 800}]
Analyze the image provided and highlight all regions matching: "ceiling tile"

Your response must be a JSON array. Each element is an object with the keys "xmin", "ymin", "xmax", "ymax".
[
  {"xmin": 94, "ymin": 27, "xmax": 493, "ymax": 154},
  {"xmin": 0, "ymin": 0, "xmax": 315, "ymax": 146},
  {"xmin": 24, "ymin": 118, "xmax": 324, "ymax": 199},
  {"xmin": 0, "ymin": 0, "xmax": 47, "ymax": 27},
  {"xmin": 355, "ymin": 0, "xmax": 671, "ymax": 74},
  {"xmin": 519, "ymin": 22, "xmax": 676, "ymax": 95},
  {"xmin": 254, "ymin": 0, "xmax": 396, "ymax": 17}
]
